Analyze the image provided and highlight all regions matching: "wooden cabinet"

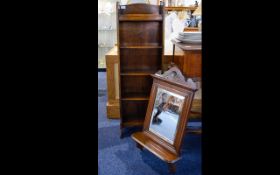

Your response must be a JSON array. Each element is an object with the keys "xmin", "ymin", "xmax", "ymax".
[
  {"xmin": 171, "ymin": 39, "xmax": 201, "ymax": 78},
  {"xmin": 106, "ymin": 47, "xmax": 120, "ymax": 119},
  {"xmin": 117, "ymin": 3, "xmax": 165, "ymax": 137}
]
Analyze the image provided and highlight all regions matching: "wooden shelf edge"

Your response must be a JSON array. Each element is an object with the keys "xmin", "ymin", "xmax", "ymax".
[
  {"xmin": 119, "ymin": 46, "xmax": 162, "ymax": 49},
  {"xmin": 119, "ymin": 14, "xmax": 163, "ymax": 21},
  {"xmin": 122, "ymin": 120, "xmax": 144, "ymax": 126},
  {"xmin": 121, "ymin": 97, "xmax": 149, "ymax": 101},
  {"xmin": 120, "ymin": 72, "xmax": 155, "ymax": 76},
  {"xmin": 165, "ymin": 6, "xmax": 197, "ymax": 11},
  {"xmin": 131, "ymin": 132, "xmax": 180, "ymax": 163},
  {"xmin": 184, "ymin": 27, "xmax": 199, "ymax": 31}
]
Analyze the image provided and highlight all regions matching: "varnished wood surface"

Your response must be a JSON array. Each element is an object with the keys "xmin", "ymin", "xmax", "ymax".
[
  {"xmin": 131, "ymin": 132, "xmax": 180, "ymax": 163},
  {"xmin": 171, "ymin": 38, "xmax": 201, "ymax": 78},
  {"xmin": 165, "ymin": 6, "xmax": 197, "ymax": 11},
  {"xmin": 120, "ymin": 71, "xmax": 155, "ymax": 76},
  {"xmin": 120, "ymin": 48, "xmax": 161, "ymax": 73},
  {"xmin": 120, "ymin": 75, "xmax": 153, "ymax": 98},
  {"xmin": 118, "ymin": 3, "xmax": 164, "ymax": 132},
  {"xmin": 119, "ymin": 46, "xmax": 162, "ymax": 49},
  {"xmin": 106, "ymin": 48, "xmax": 119, "ymax": 101},
  {"xmin": 121, "ymin": 97, "xmax": 150, "ymax": 101},
  {"xmin": 121, "ymin": 100, "xmax": 149, "ymax": 120},
  {"xmin": 119, "ymin": 14, "xmax": 163, "ymax": 21},
  {"xmin": 174, "ymin": 49, "xmax": 201, "ymax": 78},
  {"xmin": 122, "ymin": 120, "xmax": 144, "ymax": 127},
  {"xmin": 184, "ymin": 27, "xmax": 199, "ymax": 32},
  {"xmin": 119, "ymin": 22, "xmax": 162, "ymax": 47},
  {"xmin": 106, "ymin": 47, "xmax": 120, "ymax": 119},
  {"xmin": 106, "ymin": 102, "xmax": 120, "ymax": 119}
]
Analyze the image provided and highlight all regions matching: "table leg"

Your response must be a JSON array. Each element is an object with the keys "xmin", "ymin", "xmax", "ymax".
[
  {"xmin": 136, "ymin": 143, "xmax": 143, "ymax": 151},
  {"xmin": 172, "ymin": 44, "xmax": 175, "ymax": 63},
  {"xmin": 120, "ymin": 126, "xmax": 124, "ymax": 139}
]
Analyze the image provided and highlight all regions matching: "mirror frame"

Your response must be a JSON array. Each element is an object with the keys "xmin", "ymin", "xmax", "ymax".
[{"xmin": 142, "ymin": 70, "xmax": 197, "ymax": 156}]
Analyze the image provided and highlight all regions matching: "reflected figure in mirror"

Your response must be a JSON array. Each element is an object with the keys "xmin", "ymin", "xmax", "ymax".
[{"xmin": 152, "ymin": 94, "xmax": 179, "ymax": 125}]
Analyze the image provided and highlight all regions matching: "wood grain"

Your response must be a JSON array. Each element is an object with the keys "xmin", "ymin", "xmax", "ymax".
[
  {"xmin": 120, "ymin": 48, "xmax": 162, "ymax": 73},
  {"xmin": 120, "ymin": 75, "xmax": 153, "ymax": 98},
  {"xmin": 118, "ymin": 3, "xmax": 164, "ymax": 134},
  {"xmin": 119, "ymin": 22, "xmax": 163, "ymax": 47},
  {"xmin": 131, "ymin": 132, "xmax": 180, "ymax": 163},
  {"xmin": 106, "ymin": 47, "xmax": 120, "ymax": 119},
  {"xmin": 165, "ymin": 6, "xmax": 197, "ymax": 11}
]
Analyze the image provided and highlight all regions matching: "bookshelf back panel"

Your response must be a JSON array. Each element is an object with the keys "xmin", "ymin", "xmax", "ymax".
[
  {"xmin": 121, "ymin": 76, "xmax": 153, "ymax": 98},
  {"xmin": 119, "ymin": 22, "xmax": 162, "ymax": 47},
  {"xmin": 120, "ymin": 48, "xmax": 162, "ymax": 73},
  {"xmin": 121, "ymin": 100, "xmax": 149, "ymax": 120}
]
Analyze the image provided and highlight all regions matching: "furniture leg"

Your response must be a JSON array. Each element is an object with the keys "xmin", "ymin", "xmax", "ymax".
[
  {"xmin": 168, "ymin": 163, "xmax": 176, "ymax": 173},
  {"xmin": 172, "ymin": 44, "xmax": 175, "ymax": 63},
  {"xmin": 120, "ymin": 126, "xmax": 124, "ymax": 139},
  {"xmin": 136, "ymin": 143, "xmax": 143, "ymax": 151}
]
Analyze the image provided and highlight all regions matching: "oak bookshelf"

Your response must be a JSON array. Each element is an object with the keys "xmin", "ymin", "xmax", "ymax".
[{"xmin": 117, "ymin": 2, "xmax": 165, "ymax": 138}]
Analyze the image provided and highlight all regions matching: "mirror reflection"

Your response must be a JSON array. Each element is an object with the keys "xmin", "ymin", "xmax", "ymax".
[{"xmin": 149, "ymin": 88, "xmax": 186, "ymax": 144}]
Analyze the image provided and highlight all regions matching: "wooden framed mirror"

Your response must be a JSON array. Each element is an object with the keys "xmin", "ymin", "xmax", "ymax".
[{"xmin": 131, "ymin": 66, "xmax": 197, "ymax": 173}]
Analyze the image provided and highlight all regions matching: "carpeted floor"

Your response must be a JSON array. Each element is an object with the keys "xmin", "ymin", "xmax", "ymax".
[{"xmin": 98, "ymin": 72, "xmax": 201, "ymax": 175}]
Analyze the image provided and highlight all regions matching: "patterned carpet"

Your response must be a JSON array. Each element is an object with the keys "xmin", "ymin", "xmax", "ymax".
[{"xmin": 98, "ymin": 72, "xmax": 201, "ymax": 175}]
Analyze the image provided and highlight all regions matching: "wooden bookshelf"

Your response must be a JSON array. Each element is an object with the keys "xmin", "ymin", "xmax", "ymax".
[{"xmin": 117, "ymin": 3, "xmax": 164, "ymax": 138}]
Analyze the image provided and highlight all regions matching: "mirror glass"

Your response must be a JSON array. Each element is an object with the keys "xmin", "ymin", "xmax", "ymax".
[{"xmin": 149, "ymin": 87, "xmax": 186, "ymax": 144}]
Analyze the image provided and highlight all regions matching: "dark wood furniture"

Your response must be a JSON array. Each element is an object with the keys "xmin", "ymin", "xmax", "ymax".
[
  {"xmin": 105, "ymin": 46, "xmax": 120, "ymax": 119},
  {"xmin": 171, "ymin": 38, "xmax": 201, "ymax": 78},
  {"xmin": 184, "ymin": 27, "xmax": 199, "ymax": 32},
  {"xmin": 164, "ymin": 6, "xmax": 197, "ymax": 11},
  {"xmin": 131, "ymin": 66, "xmax": 197, "ymax": 173},
  {"xmin": 117, "ymin": 2, "xmax": 165, "ymax": 138}
]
